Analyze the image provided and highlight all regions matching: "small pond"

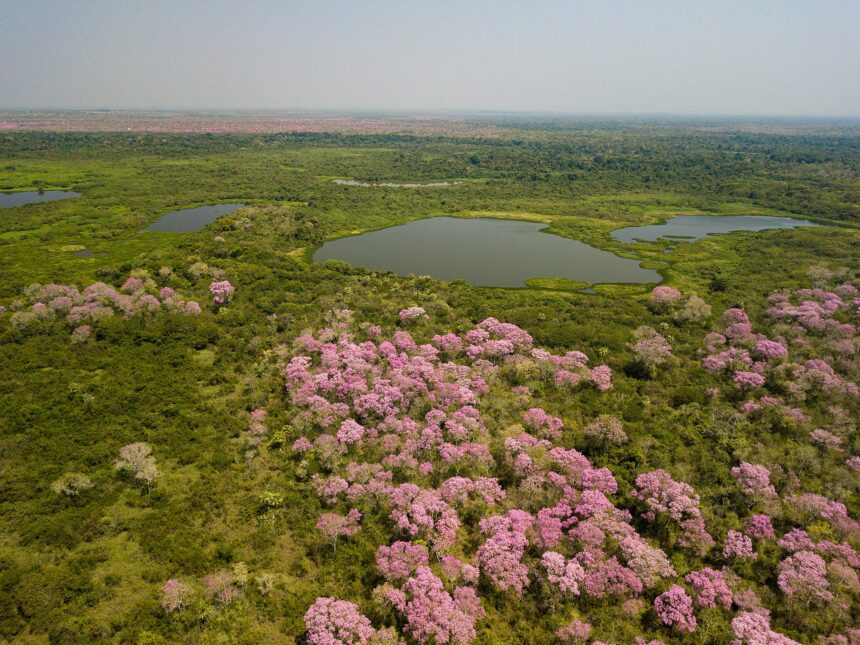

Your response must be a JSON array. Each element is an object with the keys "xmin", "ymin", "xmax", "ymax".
[
  {"xmin": 0, "ymin": 191, "xmax": 81, "ymax": 208},
  {"xmin": 313, "ymin": 217, "xmax": 661, "ymax": 288},
  {"xmin": 144, "ymin": 203, "xmax": 245, "ymax": 232},
  {"xmin": 612, "ymin": 215, "xmax": 817, "ymax": 243}
]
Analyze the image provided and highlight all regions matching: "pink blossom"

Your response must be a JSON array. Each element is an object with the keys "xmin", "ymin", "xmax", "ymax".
[
  {"xmin": 541, "ymin": 551, "xmax": 585, "ymax": 595},
  {"xmin": 440, "ymin": 555, "xmax": 479, "ymax": 585},
  {"xmin": 809, "ymin": 428, "xmax": 843, "ymax": 450},
  {"xmin": 203, "ymin": 570, "xmax": 239, "ymax": 606},
  {"xmin": 292, "ymin": 436, "xmax": 312, "ymax": 453},
  {"xmin": 724, "ymin": 530, "xmax": 756, "ymax": 560},
  {"xmin": 161, "ymin": 578, "xmax": 189, "ymax": 613},
  {"xmin": 629, "ymin": 325, "xmax": 672, "ymax": 367},
  {"xmin": 684, "ymin": 568, "xmax": 732, "ymax": 608},
  {"xmin": 731, "ymin": 612, "xmax": 800, "ymax": 645},
  {"xmin": 397, "ymin": 566, "xmax": 484, "ymax": 644},
  {"xmin": 304, "ymin": 597, "xmax": 376, "ymax": 645},
  {"xmin": 743, "ymin": 514, "xmax": 775, "ymax": 540},
  {"xmin": 312, "ymin": 475, "xmax": 349, "ymax": 504},
  {"xmin": 721, "ymin": 307, "xmax": 750, "ymax": 326},
  {"xmin": 649, "ymin": 286, "xmax": 683, "ymax": 308},
  {"xmin": 317, "ymin": 509, "xmax": 362, "ymax": 548},
  {"xmin": 523, "ymin": 407, "xmax": 563, "ymax": 439},
  {"xmin": 653, "ymin": 585, "xmax": 696, "ymax": 633},
  {"xmin": 432, "ymin": 332, "xmax": 463, "ymax": 353},
  {"xmin": 582, "ymin": 467, "xmax": 618, "ymax": 494},
  {"xmin": 733, "ymin": 370, "xmax": 765, "ymax": 389},
  {"xmin": 209, "ymin": 280, "xmax": 235, "ymax": 304},
  {"xmin": 476, "ymin": 512, "xmax": 532, "ymax": 594},
  {"xmin": 71, "ymin": 324, "xmax": 91, "ymax": 342},
  {"xmin": 337, "ymin": 419, "xmax": 366, "ymax": 446},
  {"xmin": 588, "ymin": 365, "xmax": 613, "ymax": 391},
  {"xmin": 555, "ymin": 619, "xmax": 591, "ymax": 643},
  {"xmin": 777, "ymin": 550, "xmax": 833, "ymax": 604},
  {"xmin": 376, "ymin": 541, "xmax": 429, "ymax": 581},
  {"xmin": 399, "ymin": 306, "xmax": 426, "ymax": 321},
  {"xmin": 788, "ymin": 493, "xmax": 860, "ymax": 534},
  {"xmin": 702, "ymin": 348, "xmax": 752, "ymax": 374},
  {"xmin": 619, "ymin": 535, "xmax": 676, "ymax": 587},
  {"xmin": 584, "ymin": 415, "xmax": 627, "ymax": 446},
  {"xmin": 632, "ymin": 469, "xmax": 702, "ymax": 524},
  {"xmin": 753, "ymin": 339, "xmax": 788, "ymax": 360},
  {"xmin": 578, "ymin": 552, "xmax": 643, "ymax": 598},
  {"xmin": 731, "ymin": 463, "xmax": 777, "ymax": 499},
  {"xmin": 121, "ymin": 277, "xmax": 144, "ymax": 293},
  {"xmin": 390, "ymin": 484, "xmax": 460, "ymax": 552}
]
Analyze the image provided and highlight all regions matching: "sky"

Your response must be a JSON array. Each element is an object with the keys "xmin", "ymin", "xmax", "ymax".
[{"xmin": 1, "ymin": 0, "xmax": 859, "ymax": 117}]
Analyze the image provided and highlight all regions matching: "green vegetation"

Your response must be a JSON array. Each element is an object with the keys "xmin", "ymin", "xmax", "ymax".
[{"xmin": 0, "ymin": 120, "xmax": 858, "ymax": 643}]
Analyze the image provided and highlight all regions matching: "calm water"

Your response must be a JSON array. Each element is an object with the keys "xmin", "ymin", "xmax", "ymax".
[
  {"xmin": 313, "ymin": 217, "xmax": 661, "ymax": 287},
  {"xmin": 144, "ymin": 203, "xmax": 245, "ymax": 232},
  {"xmin": 0, "ymin": 191, "xmax": 81, "ymax": 208},
  {"xmin": 612, "ymin": 215, "xmax": 817, "ymax": 243}
]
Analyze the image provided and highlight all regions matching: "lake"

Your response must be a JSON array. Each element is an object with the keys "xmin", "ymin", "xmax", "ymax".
[
  {"xmin": 0, "ymin": 191, "xmax": 81, "ymax": 208},
  {"xmin": 313, "ymin": 217, "xmax": 661, "ymax": 287},
  {"xmin": 144, "ymin": 203, "xmax": 245, "ymax": 232},
  {"xmin": 611, "ymin": 214, "xmax": 817, "ymax": 243}
]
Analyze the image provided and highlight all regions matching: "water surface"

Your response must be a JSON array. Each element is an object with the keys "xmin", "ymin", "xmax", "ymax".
[
  {"xmin": 144, "ymin": 203, "xmax": 245, "ymax": 232},
  {"xmin": 0, "ymin": 191, "xmax": 80, "ymax": 208},
  {"xmin": 612, "ymin": 215, "xmax": 817, "ymax": 243},
  {"xmin": 314, "ymin": 217, "xmax": 660, "ymax": 287}
]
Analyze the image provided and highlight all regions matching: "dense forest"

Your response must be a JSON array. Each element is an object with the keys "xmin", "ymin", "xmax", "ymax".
[{"xmin": 0, "ymin": 119, "xmax": 858, "ymax": 644}]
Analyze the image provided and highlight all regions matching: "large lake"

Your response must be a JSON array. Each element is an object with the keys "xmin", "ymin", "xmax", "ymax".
[
  {"xmin": 0, "ymin": 191, "xmax": 81, "ymax": 208},
  {"xmin": 313, "ymin": 217, "xmax": 661, "ymax": 287},
  {"xmin": 144, "ymin": 203, "xmax": 245, "ymax": 232},
  {"xmin": 612, "ymin": 214, "xmax": 817, "ymax": 243}
]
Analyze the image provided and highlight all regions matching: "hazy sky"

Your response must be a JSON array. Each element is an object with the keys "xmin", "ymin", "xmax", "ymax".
[{"xmin": 2, "ymin": 0, "xmax": 859, "ymax": 116}]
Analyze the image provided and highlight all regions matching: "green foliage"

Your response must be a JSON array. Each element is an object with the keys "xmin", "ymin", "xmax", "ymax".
[{"xmin": 0, "ymin": 123, "xmax": 858, "ymax": 642}]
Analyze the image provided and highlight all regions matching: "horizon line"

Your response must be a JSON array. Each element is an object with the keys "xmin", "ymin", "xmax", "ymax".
[{"xmin": 2, "ymin": 107, "xmax": 860, "ymax": 121}]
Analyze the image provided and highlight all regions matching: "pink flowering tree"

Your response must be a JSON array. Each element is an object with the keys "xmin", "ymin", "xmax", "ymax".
[
  {"xmin": 555, "ymin": 619, "xmax": 591, "ymax": 643},
  {"xmin": 541, "ymin": 551, "xmax": 585, "ymax": 596},
  {"xmin": 684, "ymin": 568, "xmax": 732, "ymax": 608},
  {"xmin": 209, "ymin": 280, "xmax": 235, "ymax": 305},
  {"xmin": 583, "ymin": 414, "xmax": 627, "ymax": 449},
  {"xmin": 649, "ymin": 286, "xmax": 683, "ymax": 311},
  {"xmin": 304, "ymin": 597, "xmax": 376, "ymax": 645},
  {"xmin": 399, "ymin": 306, "xmax": 426, "ymax": 322},
  {"xmin": 653, "ymin": 585, "xmax": 696, "ymax": 633},
  {"xmin": 161, "ymin": 579, "xmax": 190, "ymax": 613},
  {"xmin": 731, "ymin": 611, "xmax": 801, "ymax": 645},
  {"xmin": 743, "ymin": 514, "xmax": 775, "ymax": 541},
  {"xmin": 631, "ymin": 469, "xmax": 712, "ymax": 554},
  {"xmin": 723, "ymin": 530, "xmax": 756, "ymax": 560},
  {"xmin": 628, "ymin": 325, "xmax": 672, "ymax": 375},
  {"xmin": 777, "ymin": 550, "xmax": 833, "ymax": 605},
  {"xmin": 376, "ymin": 541, "xmax": 429, "ymax": 582},
  {"xmin": 731, "ymin": 463, "xmax": 777, "ymax": 501},
  {"xmin": 392, "ymin": 566, "xmax": 484, "ymax": 644},
  {"xmin": 317, "ymin": 509, "xmax": 362, "ymax": 552}
]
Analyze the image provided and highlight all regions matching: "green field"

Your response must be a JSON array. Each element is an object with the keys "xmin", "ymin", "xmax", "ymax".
[{"xmin": 0, "ymin": 122, "xmax": 858, "ymax": 644}]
